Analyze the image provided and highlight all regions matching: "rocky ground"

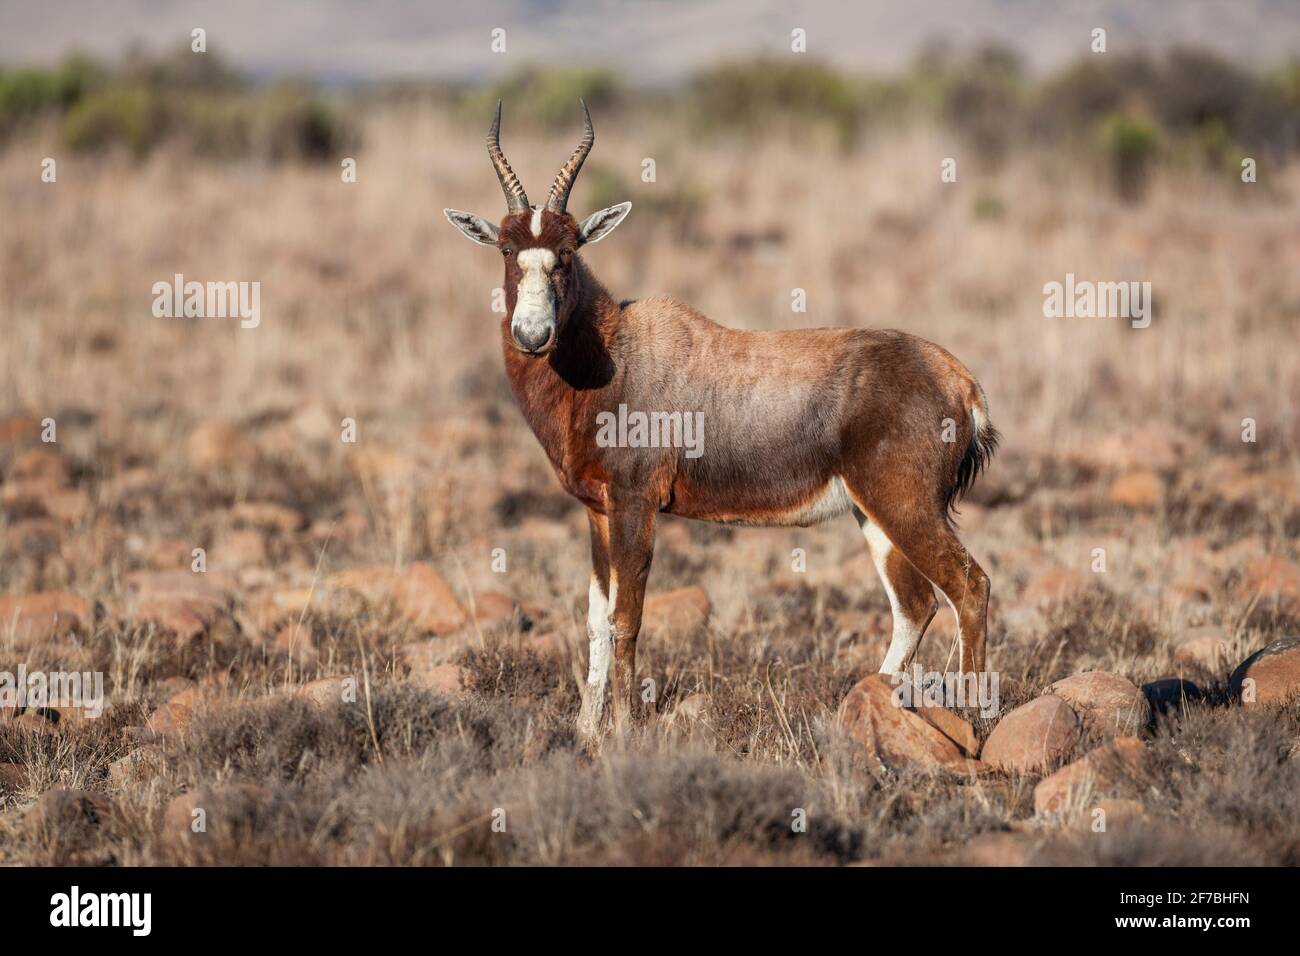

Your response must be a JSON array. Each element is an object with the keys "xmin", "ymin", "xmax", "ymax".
[
  {"xmin": 1, "ymin": 110, "xmax": 1298, "ymax": 865},
  {"xmin": 1, "ymin": 414, "xmax": 1299, "ymax": 866}
]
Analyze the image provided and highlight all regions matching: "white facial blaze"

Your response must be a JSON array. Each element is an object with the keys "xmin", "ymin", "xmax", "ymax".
[{"xmin": 512, "ymin": 247, "xmax": 557, "ymax": 342}]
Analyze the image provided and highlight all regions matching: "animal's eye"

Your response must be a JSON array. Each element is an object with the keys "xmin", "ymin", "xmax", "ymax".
[
  {"xmin": 559, "ymin": 247, "xmax": 574, "ymax": 262},
  {"xmin": 502, "ymin": 247, "xmax": 513, "ymax": 258}
]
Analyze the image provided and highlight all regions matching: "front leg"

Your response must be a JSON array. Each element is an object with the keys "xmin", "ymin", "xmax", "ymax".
[
  {"xmin": 577, "ymin": 509, "xmax": 612, "ymax": 745},
  {"xmin": 607, "ymin": 500, "xmax": 656, "ymax": 733}
]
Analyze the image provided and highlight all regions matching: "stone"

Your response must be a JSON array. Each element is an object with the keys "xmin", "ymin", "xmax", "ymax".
[
  {"xmin": 915, "ymin": 704, "xmax": 979, "ymax": 757},
  {"xmin": 297, "ymin": 674, "xmax": 358, "ymax": 708},
  {"xmin": 1142, "ymin": 677, "xmax": 1203, "ymax": 716},
  {"xmin": 1074, "ymin": 797, "xmax": 1147, "ymax": 831},
  {"xmin": 642, "ymin": 586, "xmax": 711, "ymax": 636},
  {"xmin": 392, "ymin": 563, "xmax": 466, "ymax": 634},
  {"xmin": 108, "ymin": 749, "xmax": 164, "ymax": 787},
  {"xmin": 0, "ymin": 591, "xmax": 92, "ymax": 645},
  {"xmin": 1231, "ymin": 635, "xmax": 1300, "ymax": 707},
  {"xmin": 1237, "ymin": 556, "xmax": 1300, "ymax": 612},
  {"xmin": 228, "ymin": 501, "xmax": 304, "ymax": 533},
  {"xmin": 1033, "ymin": 736, "xmax": 1147, "ymax": 816},
  {"xmin": 980, "ymin": 696, "xmax": 1080, "ymax": 772},
  {"xmin": 1172, "ymin": 627, "xmax": 1233, "ymax": 672},
  {"xmin": 212, "ymin": 527, "xmax": 267, "ymax": 568},
  {"xmin": 10, "ymin": 447, "xmax": 69, "ymax": 485},
  {"xmin": 1022, "ymin": 568, "xmax": 1103, "ymax": 610},
  {"xmin": 185, "ymin": 421, "xmax": 258, "ymax": 472},
  {"xmin": 147, "ymin": 686, "xmax": 210, "ymax": 736},
  {"xmin": 959, "ymin": 832, "xmax": 1036, "ymax": 866},
  {"xmin": 1045, "ymin": 672, "xmax": 1150, "ymax": 737},
  {"xmin": 466, "ymin": 590, "xmax": 521, "ymax": 631},
  {"xmin": 837, "ymin": 674, "xmax": 985, "ymax": 774},
  {"xmin": 409, "ymin": 663, "xmax": 468, "ymax": 697},
  {"xmin": 1107, "ymin": 470, "xmax": 1164, "ymax": 509}
]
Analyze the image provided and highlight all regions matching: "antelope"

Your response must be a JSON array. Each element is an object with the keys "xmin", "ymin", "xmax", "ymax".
[{"xmin": 445, "ymin": 101, "xmax": 998, "ymax": 742}]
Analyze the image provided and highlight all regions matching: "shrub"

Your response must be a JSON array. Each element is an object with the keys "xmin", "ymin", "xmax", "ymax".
[
  {"xmin": 1098, "ymin": 111, "xmax": 1159, "ymax": 200},
  {"xmin": 63, "ymin": 86, "xmax": 165, "ymax": 155}
]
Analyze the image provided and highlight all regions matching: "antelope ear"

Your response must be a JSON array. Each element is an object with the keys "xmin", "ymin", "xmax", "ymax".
[
  {"xmin": 444, "ymin": 208, "xmax": 499, "ymax": 245},
  {"xmin": 577, "ymin": 202, "xmax": 631, "ymax": 245}
]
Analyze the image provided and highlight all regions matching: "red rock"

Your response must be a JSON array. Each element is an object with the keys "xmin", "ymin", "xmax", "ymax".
[
  {"xmin": 108, "ymin": 749, "xmax": 163, "ymax": 787},
  {"xmin": 642, "ymin": 586, "xmax": 711, "ymax": 636},
  {"xmin": 212, "ymin": 527, "xmax": 267, "ymax": 568},
  {"xmin": 399, "ymin": 634, "xmax": 472, "ymax": 673},
  {"xmin": 1045, "ymin": 672, "xmax": 1150, "ymax": 736},
  {"xmin": 228, "ymin": 501, "xmax": 303, "ymax": 533},
  {"xmin": 1231, "ymin": 635, "xmax": 1300, "ymax": 707},
  {"xmin": 669, "ymin": 692, "xmax": 710, "ymax": 722},
  {"xmin": 980, "ymin": 696, "xmax": 1080, "ymax": 772},
  {"xmin": 297, "ymin": 674, "xmax": 358, "ymax": 707},
  {"xmin": 1237, "ymin": 556, "xmax": 1300, "ymax": 612},
  {"xmin": 916, "ymin": 704, "xmax": 979, "ymax": 757},
  {"xmin": 185, "ymin": 421, "xmax": 258, "ymax": 472},
  {"xmin": 0, "ymin": 591, "xmax": 92, "ymax": 645},
  {"xmin": 125, "ymin": 569, "xmax": 236, "ymax": 604},
  {"xmin": 837, "ymin": 674, "xmax": 985, "ymax": 774},
  {"xmin": 1172, "ymin": 627, "xmax": 1233, "ymax": 672},
  {"xmin": 147, "ymin": 686, "xmax": 210, "ymax": 736},
  {"xmin": 466, "ymin": 590, "xmax": 519, "ymax": 631},
  {"xmin": 132, "ymin": 595, "xmax": 223, "ymax": 644},
  {"xmin": 1022, "ymin": 568, "xmax": 1103, "ymax": 610},
  {"xmin": 409, "ymin": 663, "xmax": 468, "ymax": 697},
  {"xmin": 1033, "ymin": 736, "xmax": 1147, "ymax": 816},
  {"xmin": 1072, "ymin": 797, "xmax": 1147, "ymax": 832},
  {"xmin": 0, "ymin": 415, "xmax": 42, "ymax": 447},
  {"xmin": 1107, "ymin": 470, "xmax": 1164, "ymax": 508},
  {"xmin": 391, "ymin": 563, "xmax": 466, "ymax": 634},
  {"xmin": 10, "ymin": 447, "xmax": 69, "ymax": 485},
  {"xmin": 271, "ymin": 621, "xmax": 318, "ymax": 664},
  {"xmin": 960, "ymin": 832, "xmax": 1035, "ymax": 866},
  {"xmin": 163, "ymin": 783, "xmax": 269, "ymax": 838}
]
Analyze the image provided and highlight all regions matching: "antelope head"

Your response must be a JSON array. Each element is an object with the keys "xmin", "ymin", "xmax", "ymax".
[{"xmin": 444, "ymin": 100, "xmax": 631, "ymax": 356}]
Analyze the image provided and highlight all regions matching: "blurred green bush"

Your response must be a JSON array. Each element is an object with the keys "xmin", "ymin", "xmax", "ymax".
[{"xmin": 2, "ymin": 44, "xmax": 1297, "ymax": 184}]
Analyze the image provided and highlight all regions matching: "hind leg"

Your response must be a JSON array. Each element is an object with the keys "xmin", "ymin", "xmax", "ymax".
[
  {"xmin": 846, "ymin": 488, "xmax": 989, "ymax": 676},
  {"xmin": 856, "ymin": 508, "xmax": 938, "ymax": 675}
]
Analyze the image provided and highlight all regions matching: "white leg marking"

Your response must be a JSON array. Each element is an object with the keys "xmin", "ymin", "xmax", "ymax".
[
  {"xmin": 860, "ymin": 517, "xmax": 927, "ymax": 675},
  {"xmin": 586, "ymin": 574, "xmax": 612, "ymax": 688}
]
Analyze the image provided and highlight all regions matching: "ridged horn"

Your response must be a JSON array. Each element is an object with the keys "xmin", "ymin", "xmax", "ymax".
[
  {"xmin": 545, "ymin": 99, "xmax": 594, "ymax": 214},
  {"xmin": 487, "ymin": 99, "xmax": 529, "ymax": 212}
]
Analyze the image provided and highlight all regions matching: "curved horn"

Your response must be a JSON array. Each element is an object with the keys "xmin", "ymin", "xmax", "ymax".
[
  {"xmin": 487, "ymin": 99, "xmax": 529, "ymax": 212},
  {"xmin": 545, "ymin": 99, "xmax": 594, "ymax": 214}
]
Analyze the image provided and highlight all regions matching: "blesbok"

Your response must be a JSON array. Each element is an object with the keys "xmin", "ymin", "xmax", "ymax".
[{"xmin": 445, "ymin": 101, "xmax": 998, "ymax": 742}]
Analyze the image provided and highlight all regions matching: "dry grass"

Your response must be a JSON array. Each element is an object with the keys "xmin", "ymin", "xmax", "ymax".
[{"xmin": 1, "ymin": 103, "xmax": 1298, "ymax": 865}]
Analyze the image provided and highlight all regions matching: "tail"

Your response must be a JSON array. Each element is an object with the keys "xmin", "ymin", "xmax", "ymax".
[{"xmin": 945, "ymin": 396, "xmax": 999, "ymax": 525}]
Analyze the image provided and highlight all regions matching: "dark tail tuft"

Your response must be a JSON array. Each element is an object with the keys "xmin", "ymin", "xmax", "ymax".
[{"xmin": 945, "ymin": 411, "xmax": 999, "ymax": 525}]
